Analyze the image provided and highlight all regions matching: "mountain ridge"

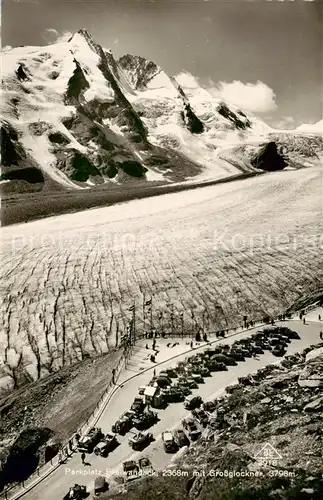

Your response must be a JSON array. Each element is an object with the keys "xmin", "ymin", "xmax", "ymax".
[{"xmin": 1, "ymin": 29, "xmax": 322, "ymax": 193}]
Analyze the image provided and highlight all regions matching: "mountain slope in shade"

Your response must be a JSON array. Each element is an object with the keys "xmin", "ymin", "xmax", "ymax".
[{"xmin": 1, "ymin": 30, "xmax": 322, "ymax": 193}]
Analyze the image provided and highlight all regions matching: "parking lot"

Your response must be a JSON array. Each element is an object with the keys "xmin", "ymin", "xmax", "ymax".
[{"xmin": 25, "ymin": 318, "xmax": 322, "ymax": 499}]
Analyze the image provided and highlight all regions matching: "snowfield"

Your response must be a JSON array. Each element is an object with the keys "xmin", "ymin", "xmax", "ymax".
[{"xmin": 0, "ymin": 166, "xmax": 322, "ymax": 394}]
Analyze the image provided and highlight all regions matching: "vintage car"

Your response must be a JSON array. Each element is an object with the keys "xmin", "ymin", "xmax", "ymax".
[
  {"xmin": 211, "ymin": 354, "xmax": 237, "ymax": 366},
  {"xmin": 174, "ymin": 428, "xmax": 189, "ymax": 447},
  {"xmin": 63, "ymin": 484, "xmax": 87, "ymax": 500},
  {"xmin": 128, "ymin": 431, "xmax": 154, "ymax": 450},
  {"xmin": 132, "ymin": 410, "xmax": 158, "ymax": 430},
  {"xmin": 272, "ymin": 344, "xmax": 287, "ymax": 357},
  {"xmin": 192, "ymin": 408, "xmax": 209, "ymax": 427},
  {"xmin": 184, "ymin": 395, "xmax": 203, "ymax": 411},
  {"xmin": 172, "ymin": 382, "xmax": 192, "ymax": 396},
  {"xmin": 228, "ymin": 349, "xmax": 245, "ymax": 361},
  {"xmin": 181, "ymin": 418, "xmax": 202, "ymax": 441},
  {"xmin": 123, "ymin": 460, "xmax": 139, "ymax": 482},
  {"xmin": 93, "ymin": 433, "xmax": 118, "ymax": 456},
  {"xmin": 161, "ymin": 387, "xmax": 185, "ymax": 403},
  {"xmin": 130, "ymin": 397, "xmax": 145, "ymax": 413},
  {"xmin": 162, "ymin": 431, "xmax": 178, "ymax": 453},
  {"xmin": 111, "ymin": 411, "xmax": 134, "ymax": 435},
  {"xmin": 204, "ymin": 360, "xmax": 227, "ymax": 372},
  {"xmin": 77, "ymin": 428, "xmax": 104, "ymax": 453},
  {"xmin": 203, "ymin": 400, "xmax": 217, "ymax": 414},
  {"xmin": 178, "ymin": 376, "xmax": 198, "ymax": 389},
  {"xmin": 138, "ymin": 457, "xmax": 154, "ymax": 476},
  {"xmin": 93, "ymin": 476, "xmax": 109, "ymax": 496}
]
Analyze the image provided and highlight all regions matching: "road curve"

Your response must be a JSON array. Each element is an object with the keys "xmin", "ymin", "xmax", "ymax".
[{"xmin": 24, "ymin": 319, "xmax": 321, "ymax": 500}]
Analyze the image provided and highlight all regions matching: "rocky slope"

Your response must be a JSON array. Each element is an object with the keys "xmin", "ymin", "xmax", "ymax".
[
  {"xmin": 1, "ymin": 30, "xmax": 322, "ymax": 194},
  {"xmin": 105, "ymin": 343, "xmax": 323, "ymax": 500}
]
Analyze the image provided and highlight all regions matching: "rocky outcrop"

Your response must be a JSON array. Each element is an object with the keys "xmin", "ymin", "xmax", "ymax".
[
  {"xmin": 1, "ymin": 123, "xmax": 26, "ymax": 167},
  {"xmin": 251, "ymin": 141, "xmax": 287, "ymax": 171},
  {"xmin": 0, "ymin": 167, "xmax": 44, "ymax": 184},
  {"xmin": 65, "ymin": 59, "xmax": 90, "ymax": 104},
  {"xmin": 0, "ymin": 427, "xmax": 54, "ymax": 490},
  {"xmin": 118, "ymin": 54, "xmax": 160, "ymax": 90},
  {"xmin": 217, "ymin": 102, "xmax": 251, "ymax": 130},
  {"xmin": 181, "ymin": 103, "xmax": 204, "ymax": 134}
]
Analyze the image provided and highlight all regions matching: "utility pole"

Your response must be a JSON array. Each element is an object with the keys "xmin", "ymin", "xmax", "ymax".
[
  {"xmin": 180, "ymin": 312, "xmax": 184, "ymax": 338},
  {"xmin": 170, "ymin": 304, "xmax": 174, "ymax": 336},
  {"xmin": 133, "ymin": 302, "xmax": 136, "ymax": 345},
  {"xmin": 150, "ymin": 296, "xmax": 153, "ymax": 336},
  {"xmin": 142, "ymin": 294, "xmax": 146, "ymax": 337}
]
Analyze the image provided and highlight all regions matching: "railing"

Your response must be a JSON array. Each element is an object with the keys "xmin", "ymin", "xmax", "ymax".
[
  {"xmin": 0, "ymin": 348, "xmax": 131, "ymax": 500},
  {"xmin": 0, "ymin": 316, "xmax": 291, "ymax": 499}
]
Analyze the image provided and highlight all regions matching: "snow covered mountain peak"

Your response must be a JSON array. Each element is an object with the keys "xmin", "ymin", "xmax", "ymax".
[{"xmin": 1, "ymin": 30, "xmax": 322, "ymax": 194}]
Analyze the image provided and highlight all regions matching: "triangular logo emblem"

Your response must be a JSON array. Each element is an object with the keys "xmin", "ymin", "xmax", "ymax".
[{"xmin": 254, "ymin": 443, "xmax": 282, "ymax": 460}]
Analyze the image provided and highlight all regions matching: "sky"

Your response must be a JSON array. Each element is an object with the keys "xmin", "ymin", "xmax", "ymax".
[{"xmin": 2, "ymin": 0, "xmax": 322, "ymax": 128}]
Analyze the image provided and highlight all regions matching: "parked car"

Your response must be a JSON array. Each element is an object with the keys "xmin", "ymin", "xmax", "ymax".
[
  {"xmin": 138, "ymin": 457, "xmax": 154, "ymax": 476},
  {"xmin": 93, "ymin": 476, "xmax": 108, "ymax": 496},
  {"xmin": 190, "ymin": 373, "xmax": 204, "ymax": 384},
  {"xmin": 212, "ymin": 354, "xmax": 237, "ymax": 366},
  {"xmin": 130, "ymin": 397, "xmax": 145, "ymax": 413},
  {"xmin": 272, "ymin": 345, "xmax": 286, "ymax": 357},
  {"xmin": 182, "ymin": 418, "xmax": 202, "ymax": 441},
  {"xmin": 249, "ymin": 344, "xmax": 264, "ymax": 355},
  {"xmin": 164, "ymin": 368, "xmax": 178, "ymax": 378},
  {"xmin": 162, "ymin": 431, "xmax": 177, "ymax": 453},
  {"xmin": 161, "ymin": 387, "xmax": 184, "ymax": 403},
  {"xmin": 63, "ymin": 484, "xmax": 87, "ymax": 500},
  {"xmin": 203, "ymin": 401, "xmax": 217, "ymax": 414},
  {"xmin": 228, "ymin": 350, "xmax": 245, "ymax": 361},
  {"xmin": 77, "ymin": 428, "xmax": 104, "ymax": 453},
  {"xmin": 138, "ymin": 385, "xmax": 146, "ymax": 395},
  {"xmin": 132, "ymin": 410, "xmax": 158, "ymax": 430},
  {"xmin": 192, "ymin": 408, "xmax": 209, "ymax": 427},
  {"xmin": 178, "ymin": 376, "xmax": 198, "ymax": 389},
  {"xmin": 238, "ymin": 375, "xmax": 254, "ymax": 386},
  {"xmin": 123, "ymin": 460, "xmax": 139, "ymax": 482},
  {"xmin": 93, "ymin": 434, "xmax": 118, "ymax": 456},
  {"xmin": 269, "ymin": 337, "xmax": 287, "ymax": 347},
  {"xmin": 174, "ymin": 428, "xmax": 189, "ymax": 447},
  {"xmin": 205, "ymin": 360, "xmax": 227, "ymax": 371},
  {"xmin": 184, "ymin": 395, "xmax": 203, "ymax": 410},
  {"xmin": 173, "ymin": 382, "xmax": 192, "ymax": 396},
  {"xmin": 111, "ymin": 412, "xmax": 134, "ymax": 435},
  {"xmin": 128, "ymin": 431, "xmax": 153, "ymax": 450}
]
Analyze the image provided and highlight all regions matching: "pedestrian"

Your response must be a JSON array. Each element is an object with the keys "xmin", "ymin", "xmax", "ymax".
[
  {"xmin": 190, "ymin": 340, "xmax": 193, "ymax": 349},
  {"xmin": 146, "ymin": 343, "xmax": 149, "ymax": 349},
  {"xmin": 81, "ymin": 452, "xmax": 85, "ymax": 465},
  {"xmin": 112, "ymin": 368, "xmax": 116, "ymax": 384},
  {"xmin": 319, "ymin": 314, "xmax": 321, "ymax": 321},
  {"xmin": 68, "ymin": 439, "xmax": 73, "ymax": 453},
  {"xmin": 303, "ymin": 317, "xmax": 306, "ymax": 325},
  {"xmin": 153, "ymin": 368, "xmax": 156, "ymax": 376},
  {"xmin": 320, "ymin": 331, "xmax": 323, "ymax": 340},
  {"xmin": 152, "ymin": 339, "xmax": 156, "ymax": 351}
]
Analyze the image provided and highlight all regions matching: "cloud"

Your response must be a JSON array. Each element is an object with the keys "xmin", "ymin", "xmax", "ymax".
[
  {"xmin": 41, "ymin": 28, "xmax": 72, "ymax": 44},
  {"xmin": 175, "ymin": 72, "xmax": 200, "ymax": 89},
  {"xmin": 210, "ymin": 80, "xmax": 277, "ymax": 113},
  {"xmin": 175, "ymin": 72, "xmax": 277, "ymax": 114}
]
